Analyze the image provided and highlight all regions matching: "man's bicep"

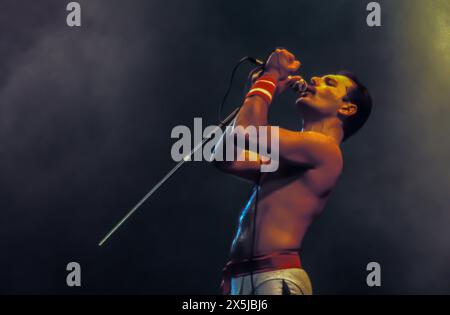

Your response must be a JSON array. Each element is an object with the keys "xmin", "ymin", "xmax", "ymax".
[
  {"xmin": 211, "ymin": 150, "xmax": 262, "ymax": 182},
  {"xmin": 277, "ymin": 129, "xmax": 337, "ymax": 167}
]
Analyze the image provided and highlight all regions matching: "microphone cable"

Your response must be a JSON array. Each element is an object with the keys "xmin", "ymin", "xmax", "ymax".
[
  {"xmin": 217, "ymin": 55, "xmax": 265, "ymax": 295},
  {"xmin": 217, "ymin": 56, "xmax": 264, "ymax": 121}
]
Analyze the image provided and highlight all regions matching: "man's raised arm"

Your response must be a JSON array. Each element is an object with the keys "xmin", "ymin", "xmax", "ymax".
[{"xmin": 235, "ymin": 49, "xmax": 339, "ymax": 169}]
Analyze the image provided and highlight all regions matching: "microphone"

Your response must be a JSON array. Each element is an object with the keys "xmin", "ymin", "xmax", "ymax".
[{"xmin": 292, "ymin": 77, "xmax": 308, "ymax": 93}]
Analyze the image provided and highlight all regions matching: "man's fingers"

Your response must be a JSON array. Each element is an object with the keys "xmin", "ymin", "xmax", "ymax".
[
  {"xmin": 276, "ymin": 75, "xmax": 303, "ymax": 95},
  {"xmin": 288, "ymin": 60, "xmax": 301, "ymax": 71},
  {"xmin": 286, "ymin": 75, "xmax": 303, "ymax": 85},
  {"xmin": 279, "ymin": 49, "xmax": 298, "ymax": 65},
  {"xmin": 267, "ymin": 48, "xmax": 301, "ymax": 78},
  {"xmin": 281, "ymin": 75, "xmax": 303, "ymax": 89},
  {"xmin": 277, "ymin": 51, "xmax": 301, "ymax": 72}
]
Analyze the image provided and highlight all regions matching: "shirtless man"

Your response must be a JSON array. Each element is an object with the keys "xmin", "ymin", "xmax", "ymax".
[{"xmin": 212, "ymin": 48, "xmax": 372, "ymax": 295}]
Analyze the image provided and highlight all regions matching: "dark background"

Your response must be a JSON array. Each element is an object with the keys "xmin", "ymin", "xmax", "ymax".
[{"xmin": 0, "ymin": 0, "xmax": 449, "ymax": 294}]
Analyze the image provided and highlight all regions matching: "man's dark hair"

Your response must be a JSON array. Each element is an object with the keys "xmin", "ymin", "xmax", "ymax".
[{"xmin": 338, "ymin": 71, "xmax": 372, "ymax": 141}]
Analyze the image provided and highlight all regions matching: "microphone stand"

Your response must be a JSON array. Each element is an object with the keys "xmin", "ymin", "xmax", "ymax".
[{"xmin": 98, "ymin": 106, "xmax": 242, "ymax": 246}]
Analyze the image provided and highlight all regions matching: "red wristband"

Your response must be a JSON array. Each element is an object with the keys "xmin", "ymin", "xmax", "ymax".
[{"xmin": 246, "ymin": 75, "xmax": 278, "ymax": 104}]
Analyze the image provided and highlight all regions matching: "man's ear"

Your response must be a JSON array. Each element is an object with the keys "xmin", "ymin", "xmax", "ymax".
[{"xmin": 338, "ymin": 102, "xmax": 358, "ymax": 117}]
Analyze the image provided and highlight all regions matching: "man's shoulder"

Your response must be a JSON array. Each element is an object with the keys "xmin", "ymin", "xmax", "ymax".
[
  {"xmin": 299, "ymin": 131, "xmax": 343, "ymax": 167},
  {"xmin": 296, "ymin": 132, "xmax": 343, "ymax": 192}
]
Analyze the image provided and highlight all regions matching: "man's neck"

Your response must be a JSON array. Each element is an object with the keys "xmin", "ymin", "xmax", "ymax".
[{"xmin": 302, "ymin": 115, "xmax": 344, "ymax": 145}]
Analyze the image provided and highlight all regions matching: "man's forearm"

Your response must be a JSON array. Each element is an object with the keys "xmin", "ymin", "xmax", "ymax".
[
  {"xmin": 233, "ymin": 71, "xmax": 281, "ymax": 161},
  {"xmin": 235, "ymin": 69, "xmax": 280, "ymax": 128},
  {"xmin": 235, "ymin": 95, "xmax": 271, "ymax": 129}
]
